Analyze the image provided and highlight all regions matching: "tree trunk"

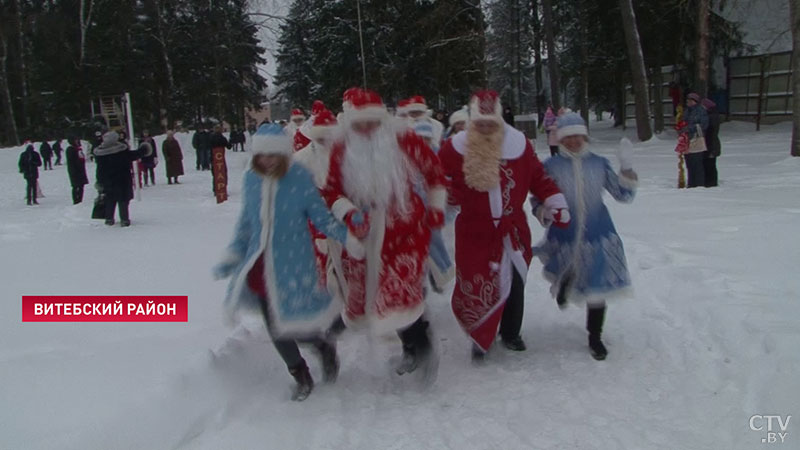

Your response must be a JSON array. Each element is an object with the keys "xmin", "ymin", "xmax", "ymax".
[
  {"xmin": 615, "ymin": 64, "xmax": 625, "ymax": 128},
  {"xmin": 152, "ymin": 0, "xmax": 175, "ymax": 127},
  {"xmin": 541, "ymin": 0, "xmax": 560, "ymax": 110},
  {"xmin": 0, "ymin": 28, "xmax": 20, "ymax": 146},
  {"xmin": 579, "ymin": 0, "xmax": 589, "ymax": 127},
  {"xmin": 79, "ymin": 0, "xmax": 94, "ymax": 67},
  {"xmin": 12, "ymin": 0, "xmax": 28, "ymax": 130},
  {"xmin": 531, "ymin": 0, "xmax": 545, "ymax": 124},
  {"xmin": 651, "ymin": 63, "xmax": 664, "ymax": 133},
  {"xmin": 697, "ymin": 0, "xmax": 710, "ymax": 97},
  {"xmin": 618, "ymin": 0, "xmax": 652, "ymax": 141},
  {"xmin": 791, "ymin": 0, "xmax": 800, "ymax": 156}
]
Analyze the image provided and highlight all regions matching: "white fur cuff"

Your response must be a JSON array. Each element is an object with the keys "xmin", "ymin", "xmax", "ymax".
[
  {"xmin": 331, "ymin": 197, "xmax": 357, "ymax": 222},
  {"xmin": 619, "ymin": 172, "xmax": 639, "ymax": 190},
  {"xmin": 543, "ymin": 193, "xmax": 568, "ymax": 210},
  {"xmin": 345, "ymin": 233, "xmax": 365, "ymax": 260},
  {"xmin": 427, "ymin": 186, "xmax": 447, "ymax": 211}
]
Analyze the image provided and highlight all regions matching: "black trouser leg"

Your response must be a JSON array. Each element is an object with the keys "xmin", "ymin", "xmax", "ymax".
[
  {"xmin": 72, "ymin": 185, "xmax": 84, "ymax": 204},
  {"xmin": 500, "ymin": 269, "xmax": 525, "ymax": 340},
  {"xmin": 105, "ymin": 194, "xmax": 118, "ymax": 222},
  {"xmin": 587, "ymin": 302, "xmax": 606, "ymax": 337},
  {"xmin": 686, "ymin": 152, "xmax": 706, "ymax": 188},
  {"xmin": 257, "ymin": 295, "xmax": 304, "ymax": 368},
  {"xmin": 703, "ymin": 156, "xmax": 718, "ymax": 187},
  {"xmin": 118, "ymin": 200, "xmax": 130, "ymax": 222},
  {"xmin": 549, "ymin": 146, "xmax": 559, "ymax": 156},
  {"xmin": 26, "ymin": 179, "xmax": 35, "ymax": 203},
  {"xmin": 196, "ymin": 150, "xmax": 201, "ymax": 170},
  {"xmin": 149, "ymin": 168, "xmax": 155, "ymax": 184},
  {"xmin": 398, "ymin": 316, "xmax": 431, "ymax": 354}
]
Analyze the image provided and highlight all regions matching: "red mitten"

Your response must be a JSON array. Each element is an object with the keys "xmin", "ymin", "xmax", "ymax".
[
  {"xmin": 344, "ymin": 210, "xmax": 370, "ymax": 239},
  {"xmin": 427, "ymin": 209, "xmax": 445, "ymax": 229},
  {"xmin": 552, "ymin": 208, "xmax": 571, "ymax": 229}
]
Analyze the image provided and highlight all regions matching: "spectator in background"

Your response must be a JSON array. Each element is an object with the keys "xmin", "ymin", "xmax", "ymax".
[
  {"xmin": 39, "ymin": 140, "xmax": 53, "ymax": 170},
  {"xmin": 66, "ymin": 137, "xmax": 89, "ymax": 204},
  {"xmin": 52, "ymin": 139, "xmax": 63, "ymax": 166},
  {"xmin": 19, "ymin": 144, "xmax": 42, "ymax": 205},
  {"xmin": 192, "ymin": 127, "xmax": 212, "ymax": 170},
  {"xmin": 95, "ymin": 131, "xmax": 142, "ymax": 227},
  {"xmin": 445, "ymin": 106, "xmax": 468, "ymax": 140},
  {"xmin": 702, "ymin": 98, "xmax": 721, "ymax": 187},
  {"xmin": 682, "ymin": 92, "xmax": 709, "ymax": 188},
  {"xmin": 162, "ymin": 130, "xmax": 184, "ymax": 185},
  {"xmin": 503, "ymin": 105, "xmax": 515, "ymax": 127},
  {"xmin": 139, "ymin": 130, "xmax": 158, "ymax": 186}
]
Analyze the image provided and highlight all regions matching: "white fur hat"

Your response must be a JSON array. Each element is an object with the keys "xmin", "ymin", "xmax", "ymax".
[{"xmin": 251, "ymin": 123, "xmax": 292, "ymax": 156}]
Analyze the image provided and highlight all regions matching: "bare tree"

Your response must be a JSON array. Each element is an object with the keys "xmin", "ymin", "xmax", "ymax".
[
  {"xmin": 0, "ymin": 22, "xmax": 19, "ymax": 145},
  {"xmin": 619, "ymin": 0, "xmax": 652, "ymax": 141},
  {"xmin": 541, "ymin": 0, "xmax": 560, "ymax": 110},
  {"xmin": 791, "ymin": 0, "xmax": 800, "ymax": 156},
  {"xmin": 697, "ymin": 0, "xmax": 710, "ymax": 96},
  {"xmin": 79, "ymin": 0, "xmax": 95, "ymax": 67}
]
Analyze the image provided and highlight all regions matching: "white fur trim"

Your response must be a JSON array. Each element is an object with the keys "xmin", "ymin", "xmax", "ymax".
[
  {"xmin": 406, "ymin": 102, "xmax": 428, "ymax": 113},
  {"xmin": 331, "ymin": 197, "xmax": 357, "ymax": 222},
  {"xmin": 315, "ymin": 238, "xmax": 329, "ymax": 255},
  {"xmin": 251, "ymin": 133, "xmax": 292, "ymax": 156},
  {"xmin": 344, "ymin": 302, "xmax": 426, "ymax": 336},
  {"xmin": 427, "ymin": 186, "xmax": 447, "ymax": 211},
  {"xmin": 345, "ymin": 232, "xmax": 365, "ymax": 260},
  {"xmin": 556, "ymin": 124, "xmax": 588, "ymax": 141},
  {"xmin": 308, "ymin": 124, "xmax": 337, "ymax": 140},
  {"xmin": 469, "ymin": 95, "xmax": 503, "ymax": 124},
  {"xmin": 449, "ymin": 108, "xmax": 469, "ymax": 126},
  {"xmin": 346, "ymin": 106, "xmax": 388, "ymax": 122},
  {"xmin": 543, "ymin": 193, "xmax": 568, "ymax": 210},
  {"xmin": 451, "ymin": 124, "xmax": 526, "ymax": 160},
  {"xmin": 290, "ymin": 113, "xmax": 305, "ymax": 121}
]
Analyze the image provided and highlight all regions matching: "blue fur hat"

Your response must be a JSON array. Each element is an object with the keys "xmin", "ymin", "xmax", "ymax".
[
  {"xmin": 413, "ymin": 120, "xmax": 434, "ymax": 139},
  {"xmin": 252, "ymin": 123, "xmax": 291, "ymax": 156},
  {"xmin": 556, "ymin": 112, "xmax": 588, "ymax": 141}
]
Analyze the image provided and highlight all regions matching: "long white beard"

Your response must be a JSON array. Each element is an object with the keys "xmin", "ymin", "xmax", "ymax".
[{"xmin": 341, "ymin": 124, "xmax": 411, "ymax": 214}]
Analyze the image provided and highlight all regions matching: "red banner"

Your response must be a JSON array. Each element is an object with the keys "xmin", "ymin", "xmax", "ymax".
[
  {"xmin": 22, "ymin": 296, "xmax": 188, "ymax": 322},
  {"xmin": 212, "ymin": 147, "xmax": 228, "ymax": 203}
]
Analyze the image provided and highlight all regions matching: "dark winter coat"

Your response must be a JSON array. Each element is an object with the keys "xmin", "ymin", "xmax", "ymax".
[
  {"xmin": 139, "ymin": 137, "xmax": 158, "ymax": 169},
  {"xmin": 66, "ymin": 144, "xmax": 89, "ymax": 186},
  {"xmin": 210, "ymin": 132, "xmax": 231, "ymax": 149},
  {"xmin": 162, "ymin": 137, "xmax": 184, "ymax": 177},
  {"xmin": 704, "ymin": 107, "xmax": 721, "ymax": 157},
  {"xmin": 52, "ymin": 141, "xmax": 63, "ymax": 157},
  {"xmin": 192, "ymin": 130, "xmax": 211, "ymax": 151},
  {"xmin": 95, "ymin": 139, "xmax": 142, "ymax": 202},
  {"xmin": 19, "ymin": 146, "xmax": 42, "ymax": 180},
  {"xmin": 39, "ymin": 142, "xmax": 53, "ymax": 160},
  {"xmin": 684, "ymin": 104, "xmax": 709, "ymax": 139}
]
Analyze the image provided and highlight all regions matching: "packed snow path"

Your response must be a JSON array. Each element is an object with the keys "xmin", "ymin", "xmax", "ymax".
[{"xmin": 2, "ymin": 121, "xmax": 798, "ymax": 449}]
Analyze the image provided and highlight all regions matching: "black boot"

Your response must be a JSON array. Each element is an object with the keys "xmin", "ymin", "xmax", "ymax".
[
  {"xmin": 471, "ymin": 344, "xmax": 486, "ymax": 365},
  {"xmin": 501, "ymin": 336, "xmax": 527, "ymax": 351},
  {"xmin": 587, "ymin": 306, "xmax": 608, "ymax": 361},
  {"xmin": 396, "ymin": 319, "xmax": 432, "ymax": 375},
  {"xmin": 314, "ymin": 340, "xmax": 340, "ymax": 383},
  {"xmin": 288, "ymin": 359, "xmax": 314, "ymax": 401},
  {"xmin": 556, "ymin": 272, "xmax": 573, "ymax": 310}
]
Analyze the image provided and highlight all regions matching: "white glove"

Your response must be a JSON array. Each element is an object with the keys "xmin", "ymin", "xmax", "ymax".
[
  {"xmin": 617, "ymin": 137, "xmax": 634, "ymax": 171},
  {"xmin": 534, "ymin": 205, "xmax": 554, "ymax": 227}
]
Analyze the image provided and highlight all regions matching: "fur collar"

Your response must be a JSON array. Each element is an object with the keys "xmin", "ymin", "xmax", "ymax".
[{"xmin": 451, "ymin": 123, "xmax": 527, "ymax": 160}]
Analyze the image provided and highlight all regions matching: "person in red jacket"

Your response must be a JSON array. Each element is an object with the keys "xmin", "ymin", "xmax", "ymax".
[{"xmin": 438, "ymin": 90, "xmax": 569, "ymax": 361}]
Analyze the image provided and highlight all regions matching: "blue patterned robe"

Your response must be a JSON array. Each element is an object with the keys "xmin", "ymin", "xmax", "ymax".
[
  {"xmin": 532, "ymin": 149, "xmax": 636, "ymax": 303},
  {"xmin": 214, "ymin": 163, "xmax": 348, "ymax": 337}
]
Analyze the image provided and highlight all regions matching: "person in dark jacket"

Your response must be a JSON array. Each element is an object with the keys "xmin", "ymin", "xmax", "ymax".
[
  {"xmin": 66, "ymin": 137, "xmax": 89, "ymax": 204},
  {"xmin": 192, "ymin": 128, "xmax": 212, "ymax": 170},
  {"xmin": 681, "ymin": 92, "xmax": 709, "ymax": 188},
  {"xmin": 40, "ymin": 141, "xmax": 53, "ymax": 170},
  {"xmin": 230, "ymin": 126, "xmax": 245, "ymax": 152},
  {"xmin": 139, "ymin": 130, "xmax": 158, "ymax": 186},
  {"xmin": 503, "ymin": 106, "xmax": 515, "ymax": 127},
  {"xmin": 162, "ymin": 130, "xmax": 184, "ymax": 184},
  {"xmin": 210, "ymin": 125, "xmax": 231, "ymax": 195},
  {"xmin": 701, "ymin": 98, "xmax": 721, "ymax": 187},
  {"xmin": 95, "ymin": 131, "xmax": 142, "ymax": 226},
  {"xmin": 53, "ymin": 139, "xmax": 63, "ymax": 165},
  {"xmin": 19, "ymin": 144, "xmax": 42, "ymax": 205}
]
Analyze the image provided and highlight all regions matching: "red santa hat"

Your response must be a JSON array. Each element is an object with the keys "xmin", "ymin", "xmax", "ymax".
[
  {"xmin": 290, "ymin": 108, "xmax": 305, "ymax": 121},
  {"xmin": 342, "ymin": 87, "xmax": 362, "ymax": 113},
  {"xmin": 405, "ymin": 95, "xmax": 428, "ymax": 114},
  {"xmin": 311, "ymin": 100, "xmax": 326, "ymax": 116},
  {"xmin": 308, "ymin": 108, "xmax": 338, "ymax": 139},
  {"xmin": 469, "ymin": 90, "xmax": 503, "ymax": 124},
  {"xmin": 395, "ymin": 98, "xmax": 411, "ymax": 116},
  {"xmin": 343, "ymin": 88, "xmax": 387, "ymax": 122}
]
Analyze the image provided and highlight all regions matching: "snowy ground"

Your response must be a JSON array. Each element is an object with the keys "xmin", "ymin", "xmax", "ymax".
[{"xmin": 2, "ymin": 121, "xmax": 798, "ymax": 450}]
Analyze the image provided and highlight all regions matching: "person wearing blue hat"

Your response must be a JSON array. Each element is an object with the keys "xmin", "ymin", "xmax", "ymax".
[
  {"xmin": 531, "ymin": 112, "xmax": 638, "ymax": 360},
  {"xmin": 213, "ymin": 124, "xmax": 364, "ymax": 401}
]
